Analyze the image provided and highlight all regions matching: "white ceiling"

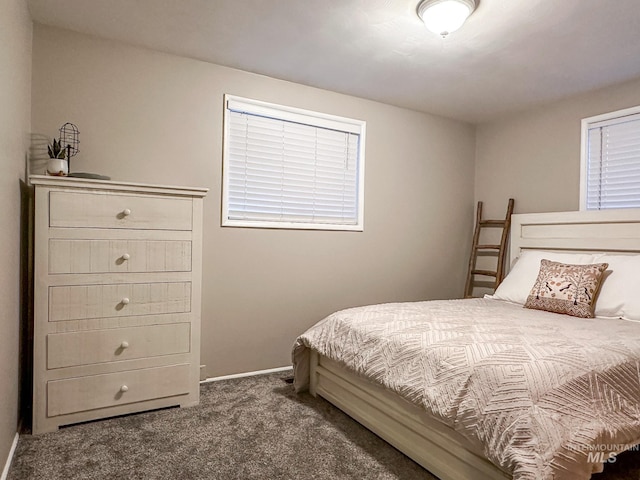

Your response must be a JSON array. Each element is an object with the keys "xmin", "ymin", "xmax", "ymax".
[{"xmin": 27, "ymin": 0, "xmax": 640, "ymax": 123}]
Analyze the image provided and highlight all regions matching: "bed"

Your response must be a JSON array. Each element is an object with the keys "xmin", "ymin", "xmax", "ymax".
[{"xmin": 292, "ymin": 208, "xmax": 640, "ymax": 480}]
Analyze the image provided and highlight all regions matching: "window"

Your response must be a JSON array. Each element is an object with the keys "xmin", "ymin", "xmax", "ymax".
[
  {"xmin": 222, "ymin": 95, "xmax": 366, "ymax": 230},
  {"xmin": 581, "ymin": 105, "xmax": 640, "ymax": 210}
]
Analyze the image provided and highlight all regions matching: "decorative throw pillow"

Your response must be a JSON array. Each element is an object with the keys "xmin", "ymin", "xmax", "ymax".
[
  {"xmin": 492, "ymin": 251, "xmax": 597, "ymax": 305},
  {"xmin": 524, "ymin": 259, "xmax": 609, "ymax": 318}
]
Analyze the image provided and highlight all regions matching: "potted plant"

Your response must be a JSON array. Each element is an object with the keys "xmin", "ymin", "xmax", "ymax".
[{"xmin": 46, "ymin": 138, "xmax": 68, "ymax": 176}]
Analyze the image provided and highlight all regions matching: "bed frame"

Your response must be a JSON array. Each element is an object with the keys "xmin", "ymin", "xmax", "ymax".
[{"xmin": 308, "ymin": 208, "xmax": 640, "ymax": 480}]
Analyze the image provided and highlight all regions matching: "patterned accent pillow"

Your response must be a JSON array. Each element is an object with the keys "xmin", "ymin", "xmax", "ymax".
[{"xmin": 524, "ymin": 259, "xmax": 609, "ymax": 318}]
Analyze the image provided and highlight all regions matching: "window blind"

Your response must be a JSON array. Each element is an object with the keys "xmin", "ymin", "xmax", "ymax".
[
  {"xmin": 223, "ymin": 96, "xmax": 365, "ymax": 229},
  {"xmin": 585, "ymin": 111, "xmax": 640, "ymax": 210}
]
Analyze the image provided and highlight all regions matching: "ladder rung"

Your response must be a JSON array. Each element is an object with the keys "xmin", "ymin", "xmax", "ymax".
[
  {"xmin": 471, "ymin": 269, "xmax": 498, "ymax": 277},
  {"xmin": 479, "ymin": 220, "xmax": 506, "ymax": 227},
  {"xmin": 475, "ymin": 244, "xmax": 501, "ymax": 250}
]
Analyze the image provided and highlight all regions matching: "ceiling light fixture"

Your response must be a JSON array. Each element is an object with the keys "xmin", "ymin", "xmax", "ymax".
[{"xmin": 417, "ymin": 0, "xmax": 477, "ymax": 37}]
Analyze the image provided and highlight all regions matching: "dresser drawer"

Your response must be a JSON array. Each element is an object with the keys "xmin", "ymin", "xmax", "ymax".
[
  {"xmin": 49, "ymin": 239, "xmax": 192, "ymax": 274},
  {"xmin": 47, "ymin": 364, "xmax": 190, "ymax": 416},
  {"xmin": 47, "ymin": 323, "xmax": 191, "ymax": 369},
  {"xmin": 49, "ymin": 282, "xmax": 191, "ymax": 322},
  {"xmin": 49, "ymin": 191, "xmax": 193, "ymax": 230}
]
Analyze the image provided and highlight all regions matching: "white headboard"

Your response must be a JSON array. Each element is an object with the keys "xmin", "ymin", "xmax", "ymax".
[{"xmin": 510, "ymin": 208, "xmax": 640, "ymax": 264}]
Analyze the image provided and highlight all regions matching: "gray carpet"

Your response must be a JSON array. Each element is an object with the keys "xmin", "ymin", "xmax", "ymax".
[{"xmin": 7, "ymin": 372, "xmax": 640, "ymax": 479}]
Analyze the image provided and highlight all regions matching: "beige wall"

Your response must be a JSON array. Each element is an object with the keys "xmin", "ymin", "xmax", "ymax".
[
  {"xmin": 31, "ymin": 25, "xmax": 476, "ymax": 378},
  {"xmin": 0, "ymin": 0, "xmax": 31, "ymax": 469},
  {"xmin": 475, "ymin": 77, "xmax": 640, "ymax": 219}
]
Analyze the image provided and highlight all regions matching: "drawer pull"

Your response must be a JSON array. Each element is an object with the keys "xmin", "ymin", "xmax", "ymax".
[
  {"xmin": 121, "ymin": 253, "xmax": 130, "ymax": 261},
  {"xmin": 122, "ymin": 208, "xmax": 132, "ymax": 216},
  {"xmin": 121, "ymin": 297, "xmax": 130, "ymax": 305},
  {"xmin": 120, "ymin": 341, "xmax": 130, "ymax": 349},
  {"xmin": 120, "ymin": 385, "xmax": 129, "ymax": 393}
]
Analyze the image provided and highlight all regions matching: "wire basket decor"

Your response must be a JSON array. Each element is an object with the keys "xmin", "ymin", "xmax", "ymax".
[{"xmin": 59, "ymin": 122, "xmax": 80, "ymax": 171}]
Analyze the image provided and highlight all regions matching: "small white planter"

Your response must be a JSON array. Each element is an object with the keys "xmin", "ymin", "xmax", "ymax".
[{"xmin": 47, "ymin": 158, "xmax": 69, "ymax": 176}]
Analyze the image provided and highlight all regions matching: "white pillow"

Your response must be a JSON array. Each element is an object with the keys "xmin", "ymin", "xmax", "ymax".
[
  {"xmin": 593, "ymin": 254, "xmax": 640, "ymax": 321},
  {"xmin": 491, "ymin": 250, "xmax": 598, "ymax": 305}
]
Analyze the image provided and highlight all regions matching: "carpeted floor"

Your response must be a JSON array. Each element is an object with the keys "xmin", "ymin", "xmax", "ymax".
[{"xmin": 7, "ymin": 372, "xmax": 640, "ymax": 479}]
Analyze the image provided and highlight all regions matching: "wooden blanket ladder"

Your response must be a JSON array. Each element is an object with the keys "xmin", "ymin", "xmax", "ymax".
[{"xmin": 464, "ymin": 198, "xmax": 515, "ymax": 298}]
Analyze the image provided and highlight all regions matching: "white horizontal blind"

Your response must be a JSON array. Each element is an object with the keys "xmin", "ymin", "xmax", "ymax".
[
  {"xmin": 584, "ymin": 110, "xmax": 640, "ymax": 210},
  {"xmin": 223, "ymin": 96, "xmax": 365, "ymax": 230}
]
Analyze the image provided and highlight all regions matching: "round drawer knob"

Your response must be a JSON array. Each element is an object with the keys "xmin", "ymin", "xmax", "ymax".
[
  {"xmin": 121, "ymin": 297, "xmax": 130, "ymax": 305},
  {"xmin": 120, "ymin": 341, "xmax": 129, "ymax": 349},
  {"xmin": 121, "ymin": 253, "xmax": 130, "ymax": 261},
  {"xmin": 120, "ymin": 385, "xmax": 129, "ymax": 393},
  {"xmin": 122, "ymin": 208, "xmax": 131, "ymax": 216}
]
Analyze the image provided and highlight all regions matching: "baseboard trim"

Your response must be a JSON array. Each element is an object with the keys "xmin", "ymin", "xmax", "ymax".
[
  {"xmin": 1, "ymin": 432, "xmax": 19, "ymax": 480},
  {"xmin": 201, "ymin": 365, "xmax": 293, "ymax": 384}
]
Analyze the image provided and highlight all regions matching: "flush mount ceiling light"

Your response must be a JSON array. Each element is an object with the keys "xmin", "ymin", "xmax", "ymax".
[{"xmin": 417, "ymin": 0, "xmax": 478, "ymax": 37}]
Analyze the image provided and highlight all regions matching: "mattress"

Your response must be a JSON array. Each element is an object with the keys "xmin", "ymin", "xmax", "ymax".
[{"xmin": 292, "ymin": 298, "xmax": 640, "ymax": 480}]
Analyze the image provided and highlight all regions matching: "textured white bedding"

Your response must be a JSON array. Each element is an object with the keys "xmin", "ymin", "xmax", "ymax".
[{"xmin": 293, "ymin": 298, "xmax": 640, "ymax": 480}]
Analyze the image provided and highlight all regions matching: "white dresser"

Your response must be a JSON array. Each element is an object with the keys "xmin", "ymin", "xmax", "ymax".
[{"xmin": 30, "ymin": 175, "xmax": 207, "ymax": 434}]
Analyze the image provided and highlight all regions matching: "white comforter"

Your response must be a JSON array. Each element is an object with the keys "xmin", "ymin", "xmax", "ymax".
[{"xmin": 292, "ymin": 298, "xmax": 640, "ymax": 479}]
